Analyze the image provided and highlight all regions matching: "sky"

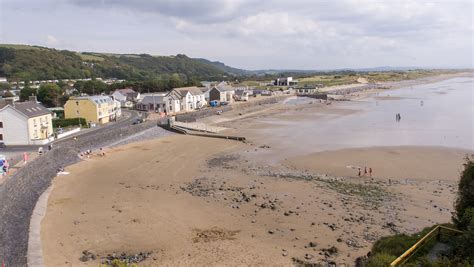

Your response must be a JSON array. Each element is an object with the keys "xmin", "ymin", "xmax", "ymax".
[{"xmin": 0, "ymin": 0, "xmax": 473, "ymax": 70}]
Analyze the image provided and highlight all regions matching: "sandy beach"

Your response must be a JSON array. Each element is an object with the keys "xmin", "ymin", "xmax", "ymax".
[{"xmin": 40, "ymin": 74, "xmax": 473, "ymax": 266}]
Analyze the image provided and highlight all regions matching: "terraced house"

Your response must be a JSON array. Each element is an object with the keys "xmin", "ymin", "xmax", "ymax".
[
  {"xmin": 0, "ymin": 99, "xmax": 53, "ymax": 145},
  {"xmin": 64, "ymin": 96, "xmax": 120, "ymax": 125},
  {"xmin": 164, "ymin": 86, "xmax": 206, "ymax": 114}
]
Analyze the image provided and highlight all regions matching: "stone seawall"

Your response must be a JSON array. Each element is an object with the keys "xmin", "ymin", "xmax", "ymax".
[
  {"xmin": 0, "ymin": 121, "xmax": 157, "ymax": 266},
  {"xmin": 175, "ymin": 95, "xmax": 289, "ymax": 122}
]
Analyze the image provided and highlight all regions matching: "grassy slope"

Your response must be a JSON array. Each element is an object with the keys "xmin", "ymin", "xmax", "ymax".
[{"xmin": 0, "ymin": 44, "xmax": 227, "ymax": 81}]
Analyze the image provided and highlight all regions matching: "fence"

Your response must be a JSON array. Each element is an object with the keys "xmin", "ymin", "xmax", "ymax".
[{"xmin": 390, "ymin": 225, "xmax": 464, "ymax": 266}]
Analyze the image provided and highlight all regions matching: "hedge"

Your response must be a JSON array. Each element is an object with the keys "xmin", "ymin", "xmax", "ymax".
[{"xmin": 52, "ymin": 118, "xmax": 87, "ymax": 128}]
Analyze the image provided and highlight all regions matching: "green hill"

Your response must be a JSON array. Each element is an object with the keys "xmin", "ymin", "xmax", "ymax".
[{"xmin": 0, "ymin": 44, "xmax": 240, "ymax": 81}]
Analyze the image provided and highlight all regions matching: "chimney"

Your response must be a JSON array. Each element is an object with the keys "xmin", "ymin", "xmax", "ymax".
[{"xmin": 29, "ymin": 95, "xmax": 37, "ymax": 102}]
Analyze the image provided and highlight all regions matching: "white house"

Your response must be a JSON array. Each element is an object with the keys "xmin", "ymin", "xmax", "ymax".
[
  {"xmin": 111, "ymin": 88, "xmax": 139, "ymax": 108},
  {"xmin": 0, "ymin": 100, "xmax": 53, "ymax": 145},
  {"xmin": 113, "ymin": 99, "xmax": 122, "ymax": 118},
  {"xmin": 234, "ymin": 89, "xmax": 250, "ymax": 101},
  {"xmin": 164, "ymin": 87, "xmax": 206, "ymax": 114},
  {"xmin": 274, "ymin": 77, "xmax": 298, "ymax": 86}
]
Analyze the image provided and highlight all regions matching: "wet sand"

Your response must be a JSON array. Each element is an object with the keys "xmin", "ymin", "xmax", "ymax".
[{"xmin": 284, "ymin": 146, "xmax": 470, "ymax": 181}]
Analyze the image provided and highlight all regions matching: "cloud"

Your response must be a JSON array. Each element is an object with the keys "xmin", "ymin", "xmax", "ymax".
[
  {"xmin": 68, "ymin": 0, "xmax": 258, "ymax": 23},
  {"xmin": 1, "ymin": 0, "xmax": 473, "ymax": 69}
]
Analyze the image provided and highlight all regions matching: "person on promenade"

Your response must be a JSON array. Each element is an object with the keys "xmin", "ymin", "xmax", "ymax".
[
  {"xmin": 358, "ymin": 167, "xmax": 361, "ymax": 177},
  {"xmin": 364, "ymin": 167, "xmax": 368, "ymax": 176}
]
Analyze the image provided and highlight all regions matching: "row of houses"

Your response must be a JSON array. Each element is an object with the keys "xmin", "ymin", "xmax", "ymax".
[{"xmin": 131, "ymin": 83, "xmax": 253, "ymax": 113}]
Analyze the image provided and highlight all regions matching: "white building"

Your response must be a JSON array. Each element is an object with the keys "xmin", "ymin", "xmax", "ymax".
[
  {"xmin": 111, "ymin": 88, "xmax": 139, "ymax": 108},
  {"xmin": 0, "ymin": 100, "xmax": 53, "ymax": 145},
  {"xmin": 274, "ymin": 77, "xmax": 298, "ymax": 86},
  {"xmin": 164, "ymin": 87, "xmax": 206, "ymax": 114}
]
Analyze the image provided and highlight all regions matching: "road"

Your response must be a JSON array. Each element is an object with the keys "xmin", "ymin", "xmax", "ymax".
[
  {"xmin": 51, "ymin": 109, "xmax": 140, "ymax": 146},
  {"xmin": 0, "ymin": 110, "xmax": 141, "ymax": 165}
]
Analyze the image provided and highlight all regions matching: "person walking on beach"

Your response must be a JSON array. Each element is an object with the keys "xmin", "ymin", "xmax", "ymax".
[{"xmin": 369, "ymin": 167, "xmax": 372, "ymax": 177}]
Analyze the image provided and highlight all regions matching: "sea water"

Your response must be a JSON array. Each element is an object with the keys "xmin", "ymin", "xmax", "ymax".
[{"xmin": 251, "ymin": 77, "xmax": 474, "ymax": 154}]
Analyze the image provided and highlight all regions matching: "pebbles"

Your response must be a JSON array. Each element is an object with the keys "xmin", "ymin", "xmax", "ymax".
[
  {"xmin": 207, "ymin": 154, "xmax": 240, "ymax": 169},
  {"xmin": 102, "ymin": 252, "xmax": 152, "ymax": 265},
  {"xmin": 79, "ymin": 250, "xmax": 96, "ymax": 262}
]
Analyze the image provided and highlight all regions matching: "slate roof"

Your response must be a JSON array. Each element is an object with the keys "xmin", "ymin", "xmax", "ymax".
[
  {"xmin": 72, "ymin": 95, "xmax": 114, "ymax": 105},
  {"xmin": 139, "ymin": 95, "xmax": 164, "ymax": 105},
  {"xmin": 0, "ymin": 100, "xmax": 51, "ymax": 118},
  {"xmin": 174, "ymin": 86, "xmax": 205, "ymax": 97}
]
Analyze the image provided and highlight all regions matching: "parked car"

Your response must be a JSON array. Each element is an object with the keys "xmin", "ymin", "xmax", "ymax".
[{"xmin": 132, "ymin": 118, "xmax": 144, "ymax": 125}]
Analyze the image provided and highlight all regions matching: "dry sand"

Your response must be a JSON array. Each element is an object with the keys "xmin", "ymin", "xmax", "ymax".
[
  {"xmin": 41, "ymin": 136, "xmax": 463, "ymax": 266},
  {"xmin": 40, "ymin": 73, "xmax": 472, "ymax": 266}
]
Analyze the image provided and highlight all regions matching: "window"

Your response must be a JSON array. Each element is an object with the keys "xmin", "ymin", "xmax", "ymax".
[
  {"xmin": 0, "ymin": 122, "xmax": 3, "ymax": 128},
  {"xmin": 0, "ymin": 134, "xmax": 3, "ymax": 140}
]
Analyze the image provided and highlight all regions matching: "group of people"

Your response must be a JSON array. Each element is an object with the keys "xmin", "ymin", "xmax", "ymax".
[
  {"xmin": 357, "ymin": 166, "xmax": 372, "ymax": 177},
  {"xmin": 80, "ymin": 148, "xmax": 106, "ymax": 159},
  {"xmin": 395, "ymin": 113, "xmax": 402, "ymax": 122}
]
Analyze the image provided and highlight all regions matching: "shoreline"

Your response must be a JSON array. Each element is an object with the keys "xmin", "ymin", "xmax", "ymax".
[{"xmin": 37, "ymin": 73, "xmax": 472, "ymax": 265}]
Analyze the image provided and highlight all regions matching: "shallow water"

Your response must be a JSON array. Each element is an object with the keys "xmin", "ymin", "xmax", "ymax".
[{"xmin": 249, "ymin": 77, "xmax": 474, "ymax": 155}]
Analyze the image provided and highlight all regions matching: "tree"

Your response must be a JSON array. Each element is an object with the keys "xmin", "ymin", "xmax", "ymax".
[
  {"xmin": 78, "ymin": 80, "xmax": 107, "ymax": 95},
  {"xmin": 169, "ymin": 73, "xmax": 183, "ymax": 88},
  {"xmin": 37, "ymin": 83, "xmax": 62, "ymax": 107},
  {"xmin": 20, "ymin": 83, "xmax": 37, "ymax": 101},
  {"xmin": 0, "ymin": 82, "xmax": 11, "ymax": 90},
  {"xmin": 453, "ymin": 158, "xmax": 474, "ymax": 229}
]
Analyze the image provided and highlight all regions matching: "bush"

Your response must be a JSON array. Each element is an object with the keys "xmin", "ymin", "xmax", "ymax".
[
  {"xmin": 364, "ymin": 253, "xmax": 396, "ymax": 267},
  {"xmin": 453, "ymin": 158, "xmax": 474, "ymax": 229},
  {"xmin": 52, "ymin": 118, "xmax": 87, "ymax": 128},
  {"xmin": 370, "ymin": 226, "xmax": 437, "ymax": 257}
]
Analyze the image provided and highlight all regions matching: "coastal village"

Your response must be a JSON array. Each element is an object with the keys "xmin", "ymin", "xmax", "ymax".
[
  {"xmin": 0, "ymin": 76, "xmax": 305, "ymax": 146},
  {"xmin": 1, "ymin": 0, "xmax": 473, "ymax": 265},
  {"xmin": 0, "ymin": 70, "xmax": 472, "ymax": 266}
]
